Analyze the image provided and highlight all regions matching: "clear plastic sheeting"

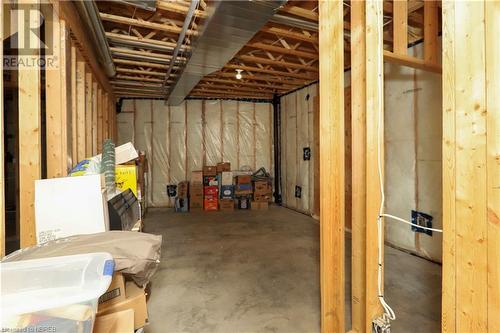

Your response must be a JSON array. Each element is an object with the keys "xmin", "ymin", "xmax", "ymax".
[
  {"xmin": 280, "ymin": 83, "xmax": 317, "ymax": 215},
  {"xmin": 117, "ymin": 99, "xmax": 274, "ymax": 207}
]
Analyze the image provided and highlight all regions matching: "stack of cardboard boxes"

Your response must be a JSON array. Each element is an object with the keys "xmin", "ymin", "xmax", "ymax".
[
  {"xmin": 252, "ymin": 180, "xmax": 272, "ymax": 210},
  {"xmin": 234, "ymin": 175, "xmax": 252, "ymax": 209},
  {"xmin": 95, "ymin": 272, "xmax": 148, "ymax": 332},
  {"xmin": 203, "ymin": 166, "xmax": 219, "ymax": 211},
  {"xmin": 219, "ymin": 163, "xmax": 234, "ymax": 212},
  {"xmin": 190, "ymin": 171, "xmax": 203, "ymax": 211}
]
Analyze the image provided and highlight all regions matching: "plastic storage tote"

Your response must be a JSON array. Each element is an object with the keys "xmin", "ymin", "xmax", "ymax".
[{"xmin": 1, "ymin": 252, "xmax": 114, "ymax": 332}]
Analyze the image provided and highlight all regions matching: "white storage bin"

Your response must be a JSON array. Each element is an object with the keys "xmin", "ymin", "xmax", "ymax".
[{"xmin": 1, "ymin": 252, "xmax": 114, "ymax": 332}]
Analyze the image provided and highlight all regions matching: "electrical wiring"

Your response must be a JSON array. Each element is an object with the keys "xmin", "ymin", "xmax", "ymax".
[{"xmin": 372, "ymin": 0, "xmax": 443, "ymax": 327}]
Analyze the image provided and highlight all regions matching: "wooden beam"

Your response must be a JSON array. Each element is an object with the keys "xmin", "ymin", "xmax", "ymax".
[
  {"xmin": 383, "ymin": 50, "xmax": 442, "ymax": 74},
  {"xmin": 350, "ymin": 0, "xmax": 367, "ymax": 332},
  {"xmin": 281, "ymin": 5, "xmax": 318, "ymax": 22},
  {"xmin": 113, "ymin": 58, "xmax": 169, "ymax": 70},
  {"xmin": 99, "ymin": 12, "xmax": 198, "ymax": 36},
  {"xmin": 70, "ymin": 45, "xmax": 78, "ymax": 166},
  {"xmin": 246, "ymin": 42, "xmax": 318, "ymax": 59},
  {"xmin": 319, "ymin": 1, "xmax": 344, "ymax": 332},
  {"xmin": 19, "ymin": 0, "xmax": 41, "ymax": 248},
  {"xmin": 209, "ymin": 72, "xmax": 306, "ymax": 86},
  {"xmin": 196, "ymin": 83, "xmax": 278, "ymax": 94},
  {"xmin": 201, "ymin": 77, "xmax": 293, "ymax": 91},
  {"xmin": 110, "ymin": 47, "xmax": 184, "ymax": 61},
  {"xmin": 393, "ymin": 0, "xmax": 408, "ymax": 54},
  {"xmin": 365, "ymin": 0, "xmax": 384, "ymax": 330},
  {"xmin": 424, "ymin": 0, "xmax": 438, "ymax": 64},
  {"xmin": 157, "ymin": 0, "xmax": 207, "ymax": 18},
  {"xmin": 225, "ymin": 63, "xmax": 317, "ymax": 81},
  {"xmin": 189, "ymin": 92, "xmax": 273, "ymax": 99},
  {"xmin": 261, "ymin": 26, "xmax": 318, "ymax": 44},
  {"xmin": 116, "ymin": 67, "xmax": 168, "ymax": 77},
  {"xmin": 191, "ymin": 88, "xmax": 273, "ymax": 98},
  {"xmin": 105, "ymin": 32, "xmax": 185, "ymax": 51},
  {"xmin": 115, "ymin": 75, "xmax": 164, "ymax": 83},
  {"xmin": 237, "ymin": 54, "xmax": 319, "ymax": 72},
  {"xmin": 111, "ymin": 81, "xmax": 164, "ymax": 89}
]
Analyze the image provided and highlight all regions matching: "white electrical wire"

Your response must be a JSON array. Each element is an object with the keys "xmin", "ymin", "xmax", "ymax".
[{"xmin": 373, "ymin": 0, "xmax": 443, "ymax": 325}]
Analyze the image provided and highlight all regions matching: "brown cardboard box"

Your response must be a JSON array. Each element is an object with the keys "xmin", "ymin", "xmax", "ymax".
[
  {"xmin": 254, "ymin": 193, "xmax": 272, "ymax": 202},
  {"xmin": 251, "ymin": 201, "xmax": 268, "ymax": 210},
  {"xmin": 216, "ymin": 162, "xmax": 231, "ymax": 173},
  {"xmin": 203, "ymin": 166, "xmax": 217, "ymax": 176},
  {"xmin": 98, "ymin": 282, "xmax": 148, "ymax": 330},
  {"xmin": 236, "ymin": 175, "xmax": 252, "ymax": 184},
  {"xmin": 219, "ymin": 199, "xmax": 234, "ymax": 211},
  {"xmin": 190, "ymin": 183, "xmax": 203, "ymax": 209},
  {"xmin": 94, "ymin": 309, "xmax": 134, "ymax": 333},
  {"xmin": 254, "ymin": 181, "xmax": 272, "ymax": 194},
  {"xmin": 191, "ymin": 171, "xmax": 203, "ymax": 183},
  {"xmin": 177, "ymin": 181, "xmax": 189, "ymax": 198},
  {"xmin": 98, "ymin": 273, "xmax": 126, "ymax": 307},
  {"xmin": 221, "ymin": 171, "xmax": 233, "ymax": 185}
]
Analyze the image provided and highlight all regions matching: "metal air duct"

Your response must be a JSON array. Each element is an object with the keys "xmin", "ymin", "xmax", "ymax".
[{"xmin": 167, "ymin": 0, "xmax": 287, "ymax": 105}]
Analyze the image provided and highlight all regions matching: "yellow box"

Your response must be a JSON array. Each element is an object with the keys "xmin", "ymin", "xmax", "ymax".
[{"xmin": 115, "ymin": 165, "xmax": 138, "ymax": 197}]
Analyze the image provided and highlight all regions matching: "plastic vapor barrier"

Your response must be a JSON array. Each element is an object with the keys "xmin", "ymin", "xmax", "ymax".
[
  {"xmin": 117, "ymin": 99, "xmax": 273, "ymax": 207},
  {"xmin": 280, "ymin": 83, "xmax": 318, "ymax": 215}
]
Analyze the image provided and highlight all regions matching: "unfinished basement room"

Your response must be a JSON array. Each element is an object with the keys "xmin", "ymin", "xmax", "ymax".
[{"xmin": 0, "ymin": 1, "xmax": 499, "ymax": 333}]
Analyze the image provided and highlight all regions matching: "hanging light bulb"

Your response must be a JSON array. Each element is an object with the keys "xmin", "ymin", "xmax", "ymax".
[{"xmin": 235, "ymin": 69, "xmax": 243, "ymax": 80}]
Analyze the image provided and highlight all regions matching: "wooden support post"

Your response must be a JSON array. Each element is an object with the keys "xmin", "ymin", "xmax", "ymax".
[
  {"xmin": 318, "ymin": 1, "xmax": 345, "ymax": 332},
  {"xmin": 365, "ymin": 0, "xmax": 384, "ymax": 330},
  {"xmin": 0, "ymin": 1, "xmax": 4, "ymax": 257},
  {"xmin": 424, "ymin": 0, "xmax": 438, "ymax": 64},
  {"xmin": 393, "ymin": 0, "xmax": 407, "ymax": 54},
  {"xmin": 19, "ymin": 0, "xmax": 42, "ymax": 247},
  {"xmin": 103, "ymin": 93, "xmax": 109, "ymax": 140},
  {"xmin": 46, "ymin": 7, "xmax": 64, "ymax": 178},
  {"xmin": 85, "ymin": 71, "xmax": 93, "ymax": 157},
  {"xmin": 442, "ymin": 1, "xmax": 500, "ymax": 332},
  {"xmin": 60, "ymin": 20, "xmax": 71, "ymax": 174},
  {"xmin": 97, "ymin": 88, "xmax": 103, "ymax": 152},
  {"xmin": 350, "ymin": 0, "xmax": 367, "ymax": 332},
  {"xmin": 76, "ymin": 57, "xmax": 87, "ymax": 162}
]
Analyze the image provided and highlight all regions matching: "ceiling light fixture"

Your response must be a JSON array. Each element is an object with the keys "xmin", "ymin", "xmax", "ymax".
[{"xmin": 235, "ymin": 69, "xmax": 243, "ymax": 80}]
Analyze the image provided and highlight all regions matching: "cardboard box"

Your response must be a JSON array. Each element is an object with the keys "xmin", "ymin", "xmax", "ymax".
[
  {"xmin": 254, "ymin": 193, "xmax": 272, "ymax": 202},
  {"xmin": 254, "ymin": 181, "xmax": 272, "ymax": 194},
  {"xmin": 98, "ymin": 282, "xmax": 148, "ymax": 330},
  {"xmin": 220, "ymin": 199, "xmax": 234, "ymax": 211},
  {"xmin": 95, "ymin": 142, "xmax": 139, "ymax": 166},
  {"xmin": 177, "ymin": 181, "xmax": 189, "ymax": 198},
  {"xmin": 191, "ymin": 171, "xmax": 203, "ymax": 184},
  {"xmin": 216, "ymin": 162, "xmax": 231, "ymax": 173},
  {"xmin": 251, "ymin": 201, "xmax": 269, "ymax": 210},
  {"xmin": 190, "ymin": 198, "xmax": 203, "ymax": 209},
  {"xmin": 94, "ymin": 309, "xmax": 134, "ymax": 333},
  {"xmin": 115, "ymin": 165, "xmax": 138, "ymax": 197},
  {"xmin": 204, "ymin": 198, "xmax": 218, "ymax": 211},
  {"xmin": 99, "ymin": 273, "xmax": 126, "ymax": 307},
  {"xmin": 190, "ymin": 184, "xmax": 203, "ymax": 209},
  {"xmin": 235, "ymin": 183, "xmax": 253, "ymax": 196},
  {"xmin": 35, "ymin": 175, "xmax": 109, "ymax": 244},
  {"xmin": 204, "ymin": 186, "xmax": 219, "ymax": 196},
  {"xmin": 236, "ymin": 175, "xmax": 252, "ymax": 184},
  {"xmin": 203, "ymin": 166, "xmax": 217, "ymax": 176},
  {"xmin": 220, "ymin": 185, "xmax": 234, "ymax": 199},
  {"xmin": 221, "ymin": 171, "xmax": 233, "ymax": 186}
]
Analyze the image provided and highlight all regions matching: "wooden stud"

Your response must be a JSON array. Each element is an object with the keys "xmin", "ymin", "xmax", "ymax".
[
  {"xmin": 383, "ymin": 50, "xmax": 442, "ymax": 74},
  {"xmin": 350, "ymin": 1, "xmax": 367, "ymax": 331},
  {"xmin": 19, "ymin": 0, "xmax": 41, "ymax": 248},
  {"xmin": 441, "ymin": 1, "xmax": 456, "ymax": 331},
  {"xmin": 393, "ymin": 0, "xmax": 408, "ymax": 54},
  {"xmin": 60, "ymin": 20, "xmax": 72, "ymax": 174},
  {"xmin": 97, "ymin": 88, "xmax": 103, "ymax": 152},
  {"xmin": 485, "ymin": 3, "xmax": 500, "ymax": 332},
  {"xmin": 103, "ymin": 93, "xmax": 109, "ymax": 140},
  {"xmin": 70, "ymin": 45, "xmax": 78, "ymax": 166},
  {"xmin": 318, "ymin": 1, "xmax": 345, "ymax": 332},
  {"xmin": 85, "ymin": 72, "xmax": 93, "ymax": 157},
  {"xmin": 76, "ymin": 57, "xmax": 87, "ymax": 162},
  {"xmin": 92, "ymin": 81, "xmax": 98, "ymax": 155},
  {"xmin": 365, "ymin": 0, "xmax": 384, "ymax": 330},
  {"xmin": 424, "ymin": 0, "xmax": 438, "ymax": 64}
]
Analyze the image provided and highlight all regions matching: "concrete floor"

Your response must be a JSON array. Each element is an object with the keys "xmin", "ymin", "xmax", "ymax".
[{"xmin": 144, "ymin": 206, "xmax": 441, "ymax": 333}]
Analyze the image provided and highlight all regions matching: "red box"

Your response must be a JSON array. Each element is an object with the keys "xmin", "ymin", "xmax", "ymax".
[
  {"xmin": 204, "ymin": 198, "xmax": 218, "ymax": 211},
  {"xmin": 204, "ymin": 186, "xmax": 219, "ymax": 196}
]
